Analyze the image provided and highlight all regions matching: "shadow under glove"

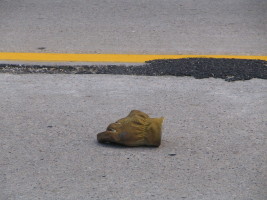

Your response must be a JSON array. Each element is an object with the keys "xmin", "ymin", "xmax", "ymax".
[{"xmin": 97, "ymin": 110, "xmax": 164, "ymax": 147}]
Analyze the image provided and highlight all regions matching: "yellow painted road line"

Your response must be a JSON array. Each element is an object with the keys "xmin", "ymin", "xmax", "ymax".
[{"xmin": 0, "ymin": 52, "xmax": 267, "ymax": 63}]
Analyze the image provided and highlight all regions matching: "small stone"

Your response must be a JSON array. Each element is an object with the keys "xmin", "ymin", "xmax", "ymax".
[{"xmin": 169, "ymin": 148, "xmax": 177, "ymax": 156}]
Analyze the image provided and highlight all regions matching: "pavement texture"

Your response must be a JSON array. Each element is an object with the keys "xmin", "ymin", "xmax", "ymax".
[
  {"xmin": 1, "ymin": 1, "xmax": 266, "ymax": 199},
  {"xmin": 0, "ymin": 74, "xmax": 266, "ymax": 200},
  {"xmin": 1, "ymin": 58, "xmax": 267, "ymax": 82},
  {"xmin": 0, "ymin": 0, "xmax": 266, "ymax": 55}
]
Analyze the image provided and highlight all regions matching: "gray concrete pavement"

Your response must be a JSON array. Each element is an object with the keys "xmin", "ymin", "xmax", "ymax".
[
  {"xmin": 1, "ymin": 1, "xmax": 266, "ymax": 199},
  {"xmin": 1, "ymin": 0, "xmax": 266, "ymax": 55},
  {"xmin": 1, "ymin": 74, "xmax": 266, "ymax": 200}
]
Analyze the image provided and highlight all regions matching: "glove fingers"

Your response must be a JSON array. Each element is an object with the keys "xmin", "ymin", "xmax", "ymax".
[
  {"xmin": 106, "ymin": 123, "xmax": 120, "ymax": 132},
  {"xmin": 127, "ymin": 110, "xmax": 149, "ymax": 118},
  {"xmin": 97, "ymin": 131, "xmax": 120, "ymax": 144}
]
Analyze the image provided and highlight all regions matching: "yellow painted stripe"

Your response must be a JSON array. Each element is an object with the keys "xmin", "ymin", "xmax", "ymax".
[{"xmin": 0, "ymin": 52, "xmax": 267, "ymax": 63}]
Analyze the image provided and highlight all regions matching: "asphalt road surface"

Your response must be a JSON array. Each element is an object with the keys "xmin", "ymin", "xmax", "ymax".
[
  {"xmin": 1, "ymin": 74, "xmax": 266, "ymax": 200},
  {"xmin": 0, "ymin": 0, "xmax": 266, "ymax": 55}
]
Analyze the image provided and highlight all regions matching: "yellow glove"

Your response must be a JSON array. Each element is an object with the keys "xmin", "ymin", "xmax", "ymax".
[{"xmin": 97, "ymin": 110, "xmax": 164, "ymax": 147}]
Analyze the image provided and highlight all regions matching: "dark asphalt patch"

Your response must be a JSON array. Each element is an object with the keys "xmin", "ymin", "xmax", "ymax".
[{"xmin": 0, "ymin": 58, "xmax": 266, "ymax": 81}]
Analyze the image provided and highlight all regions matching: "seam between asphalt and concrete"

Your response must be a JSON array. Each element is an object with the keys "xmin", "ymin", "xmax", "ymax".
[
  {"xmin": 1, "ymin": 52, "xmax": 266, "ymax": 82},
  {"xmin": 0, "ymin": 52, "xmax": 267, "ymax": 63}
]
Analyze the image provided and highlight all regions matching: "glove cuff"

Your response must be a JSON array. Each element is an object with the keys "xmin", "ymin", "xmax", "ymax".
[{"xmin": 144, "ymin": 117, "xmax": 164, "ymax": 147}]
